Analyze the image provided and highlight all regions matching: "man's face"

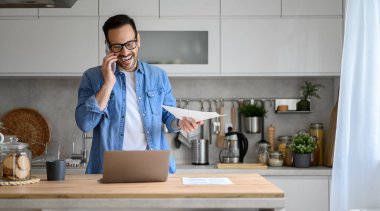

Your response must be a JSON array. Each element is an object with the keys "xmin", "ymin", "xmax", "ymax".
[{"xmin": 107, "ymin": 24, "xmax": 141, "ymax": 72}]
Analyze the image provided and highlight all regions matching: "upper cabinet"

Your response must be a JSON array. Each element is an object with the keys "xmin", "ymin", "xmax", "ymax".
[
  {"xmin": 0, "ymin": 19, "xmax": 98, "ymax": 76},
  {"xmin": 99, "ymin": 0, "xmax": 159, "ymax": 17},
  {"xmin": 282, "ymin": 0, "xmax": 342, "ymax": 16},
  {"xmin": 39, "ymin": 0, "xmax": 98, "ymax": 17},
  {"xmin": 0, "ymin": 9, "xmax": 38, "ymax": 19},
  {"xmin": 221, "ymin": 18, "xmax": 343, "ymax": 76},
  {"xmin": 221, "ymin": 0, "xmax": 281, "ymax": 16},
  {"xmin": 160, "ymin": 0, "xmax": 219, "ymax": 17}
]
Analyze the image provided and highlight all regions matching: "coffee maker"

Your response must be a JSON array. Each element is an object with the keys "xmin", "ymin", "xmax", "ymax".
[{"xmin": 219, "ymin": 131, "xmax": 248, "ymax": 163}]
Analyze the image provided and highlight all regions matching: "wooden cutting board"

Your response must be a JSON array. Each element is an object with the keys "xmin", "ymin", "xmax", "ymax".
[{"xmin": 217, "ymin": 163, "xmax": 268, "ymax": 169}]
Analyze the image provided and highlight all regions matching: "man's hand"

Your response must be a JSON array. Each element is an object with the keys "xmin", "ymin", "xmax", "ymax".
[
  {"xmin": 178, "ymin": 117, "xmax": 204, "ymax": 133},
  {"xmin": 101, "ymin": 53, "xmax": 118, "ymax": 87}
]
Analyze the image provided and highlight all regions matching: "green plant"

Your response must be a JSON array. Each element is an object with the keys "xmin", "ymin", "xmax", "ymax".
[
  {"xmin": 300, "ymin": 81, "xmax": 325, "ymax": 101},
  {"xmin": 0, "ymin": 121, "xmax": 3, "ymax": 129},
  {"xmin": 290, "ymin": 133, "xmax": 317, "ymax": 154},
  {"xmin": 239, "ymin": 101, "xmax": 267, "ymax": 117}
]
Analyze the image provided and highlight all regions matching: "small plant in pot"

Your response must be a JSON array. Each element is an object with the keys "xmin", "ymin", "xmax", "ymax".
[
  {"xmin": 239, "ymin": 101, "xmax": 267, "ymax": 133},
  {"xmin": 296, "ymin": 81, "xmax": 324, "ymax": 111},
  {"xmin": 289, "ymin": 133, "xmax": 317, "ymax": 168}
]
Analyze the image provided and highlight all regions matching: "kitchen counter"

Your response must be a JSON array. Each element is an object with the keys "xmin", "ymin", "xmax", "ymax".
[
  {"xmin": 32, "ymin": 164, "xmax": 332, "ymax": 176},
  {"xmin": 0, "ymin": 173, "xmax": 285, "ymax": 210}
]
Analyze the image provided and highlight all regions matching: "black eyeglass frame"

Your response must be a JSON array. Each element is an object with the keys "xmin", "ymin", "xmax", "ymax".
[{"xmin": 107, "ymin": 36, "xmax": 138, "ymax": 53}]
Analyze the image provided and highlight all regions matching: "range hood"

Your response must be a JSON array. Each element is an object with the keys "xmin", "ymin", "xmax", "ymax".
[{"xmin": 0, "ymin": 0, "xmax": 77, "ymax": 8}]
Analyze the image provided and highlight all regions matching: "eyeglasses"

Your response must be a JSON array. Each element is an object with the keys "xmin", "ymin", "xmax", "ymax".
[{"xmin": 108, "ymin": 39, "xmax": 138, "ymax": 53}]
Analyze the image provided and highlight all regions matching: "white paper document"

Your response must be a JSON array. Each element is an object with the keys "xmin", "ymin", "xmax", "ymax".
[
  {"xmin": 161, "ymin": 105, "xmax": 226, "ymax": 122},
  {"xmin": 182, "ymin": 177, "xmax": 233, "ymax": 185}
]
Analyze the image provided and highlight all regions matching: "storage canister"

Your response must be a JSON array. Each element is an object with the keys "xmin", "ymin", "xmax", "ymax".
[
  {"xmin": 283, "ymin": 136, "xmax": 294, "ymax": 166},
  {"xmin": 0, "ymin": 137, "xmax": 32, "ymax": 181},
  {"xmin": 310, "ymin": 123, "xmax": 324, "ymax": 166}
]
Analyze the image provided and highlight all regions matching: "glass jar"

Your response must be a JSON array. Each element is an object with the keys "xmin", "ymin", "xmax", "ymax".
[
  {"xmin": 0, "ymin": 137, "xmax": 32, "ymax": 181},
  {"xmin": 256, "ymin": 140, "xmax": 270, "ymax": 164},
  {"xmin": 284, "ymin": 136, "xmax": 294, "ymax": 166},
  {"xmin": 310, "ymin": 123, "xmax": 324, "ymax": 166},
  {"xmin": 268, "ymin": 151, "xmax": 284, "ymax": 167},
  {"xmin": 278, "ymin": 136, "xmax": 291, "ymax": 155}
]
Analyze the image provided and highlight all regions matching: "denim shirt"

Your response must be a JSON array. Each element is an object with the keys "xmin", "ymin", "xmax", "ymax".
[{"xmin": 75, "ymin": 60, "xmax": 177, "ymax": 174}]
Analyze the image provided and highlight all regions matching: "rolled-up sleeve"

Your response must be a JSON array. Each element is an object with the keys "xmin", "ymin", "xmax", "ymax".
[{"xmin": 75, "ymin": 71, "xmax": 109, "ymax": 132}]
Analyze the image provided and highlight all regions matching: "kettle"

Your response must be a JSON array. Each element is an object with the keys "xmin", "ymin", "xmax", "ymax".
[{"xmin": 219, "ymin": 131, "xmax": 249, "ymax": 163}]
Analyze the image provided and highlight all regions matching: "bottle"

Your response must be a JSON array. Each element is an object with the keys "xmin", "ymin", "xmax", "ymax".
[
  {"xmin": 278, "ymin": 136, "xmax": 290, "ymax": 155},
  {"xmin": 310, "ymin": 123, "xmax": 324, "ymax": 166},
  {"xmin": 268, "ymin": 125, "xmax": 275, "ymax": 152},
  {"xmin": 283, "ymin": 136, "xmax": 294, "ymax": 166}
]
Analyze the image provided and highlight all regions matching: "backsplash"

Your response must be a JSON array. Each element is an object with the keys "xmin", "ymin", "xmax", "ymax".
[{"xmin": 0, "ymin": 77, "xmax": 338, "ymax": 164}]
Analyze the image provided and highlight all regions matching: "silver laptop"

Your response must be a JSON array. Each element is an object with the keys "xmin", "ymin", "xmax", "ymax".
[{"xmin": 100, "ymin": 150, "xmax": 170, "ymax": 183}]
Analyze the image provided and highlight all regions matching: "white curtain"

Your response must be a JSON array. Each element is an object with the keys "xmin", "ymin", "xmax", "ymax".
[{"xmin": 331, "ymin": 0, "xmax": 380, "ymax": 210}]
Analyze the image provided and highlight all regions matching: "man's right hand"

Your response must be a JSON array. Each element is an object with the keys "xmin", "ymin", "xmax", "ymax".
[{"xmin": 101, "ymin": 53, "xmax": 118, "ymax": 87}]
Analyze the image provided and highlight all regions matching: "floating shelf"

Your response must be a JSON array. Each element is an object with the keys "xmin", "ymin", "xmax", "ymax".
[
  {"xmin": 274, "ymin": 99, "xmax": 312, "ymax": 114},
  {"xmin": 275, "ymin": 110, "xmax": 313, "ymax": 114}
]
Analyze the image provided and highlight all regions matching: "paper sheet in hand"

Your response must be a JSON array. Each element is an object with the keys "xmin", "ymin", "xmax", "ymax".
[
  {"xmin": 182, "ymin": 177, "xmax": 233, "ymax": 185},
  {"xmin": 162, "ymin": 105, "xmax": 226, "ymax": 121}
]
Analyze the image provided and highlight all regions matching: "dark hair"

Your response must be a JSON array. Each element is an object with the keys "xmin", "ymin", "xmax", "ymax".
[{"xmin": 102, "ymin": 14, "xmax": 137, "ymax": 44}]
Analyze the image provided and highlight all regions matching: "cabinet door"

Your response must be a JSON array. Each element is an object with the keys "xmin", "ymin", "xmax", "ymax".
[
  {"xmin": 282, "ymin": 0, "xmax": 342, "ymax": 16},
  {"xmin": 99, "ymin": 0, "xmax": 159, "ymax": 17},
  {"xmin": 221, "ymin": 0, "xmax": 281, "ymax": 16},
  {"xmin": 0, "ymin": 9, "xmax": 38, "ymax": 18},
  {"xmin": 221, "ymin": 18, "xmax": 342, "ymax": 76},
  {"xmin": 99, "ymin": 18, "xmax": 220, "ymax": 76},
  {"xmin": 0, "ymin": 19, "xmax": 98, "ymax": 76},
  {"xmin": 160, "ymin": 0, "xmax": 219, "ymax": 17},
  {"xmin": 266, "ymin": 176, "xmax": 329, "ymax": 211},
  {"xmin": 39, "ymin": 0, "xmax": 98, "ymax": 17}
]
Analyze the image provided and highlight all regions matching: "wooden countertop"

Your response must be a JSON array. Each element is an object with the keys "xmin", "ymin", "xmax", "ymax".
[{"xmin": 0, "ymin": 173, "xmax": 284, "ymax": 199}]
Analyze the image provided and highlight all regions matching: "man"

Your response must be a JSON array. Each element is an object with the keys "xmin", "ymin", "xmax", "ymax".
[{"xmin": 75, "ymin": 14, "xmax": 202, "ymax": 174}]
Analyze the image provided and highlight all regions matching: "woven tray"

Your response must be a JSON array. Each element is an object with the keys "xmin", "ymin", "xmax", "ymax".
[
  {"xmin": 0, "ymin": 108, "xmax": 50, "ymax": 158},
  {"xmin": 0, "ymin": 176, "xmax": 40, "ymax": 186}
]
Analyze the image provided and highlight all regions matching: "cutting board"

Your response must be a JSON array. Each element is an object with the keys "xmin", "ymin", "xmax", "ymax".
[{"xmin": 217, "ymin": 163, "xmax": 268, "ymax": 169}]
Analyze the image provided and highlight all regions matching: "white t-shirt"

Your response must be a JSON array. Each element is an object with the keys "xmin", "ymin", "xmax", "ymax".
[{"xmin": 121, "ymin": 69, "xmax": 147, "ymax": 150}]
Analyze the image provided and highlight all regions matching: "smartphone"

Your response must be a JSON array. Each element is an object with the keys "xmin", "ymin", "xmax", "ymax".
[{"xmin": 105, "ymin": 45, "xmax": 116, "ymax": 72}]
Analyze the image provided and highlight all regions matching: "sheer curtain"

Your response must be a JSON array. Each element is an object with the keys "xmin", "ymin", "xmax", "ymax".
[{"xmin": 330, "ymin": 0, "xmax": 380, "ymax": 210}]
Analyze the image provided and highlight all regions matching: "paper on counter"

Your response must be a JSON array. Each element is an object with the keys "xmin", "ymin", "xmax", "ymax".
[
  {"xmin": 162, "ymin": 105, "xmax": 226, "ymax": 122},
  {"xmin": 182, "ymin": 177, "xmax": 233, "ymax": 185}
]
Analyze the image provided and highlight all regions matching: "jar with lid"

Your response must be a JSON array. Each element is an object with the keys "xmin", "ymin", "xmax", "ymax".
[
  {"xmin": 278, "ymin": 136, "xmax": 291, "ymax": 155},
  {"xmin": 256, "ymin": 140, "xmax": 270, "ymax": 164},
  {"xmin": 268, "ymin": 151, "xmax": 284, "ymax": 167},
  {"xmin": 310, "ymin": 123, "xmax": 324, "ymax": 166},
  {"xmin": 0, "ymin": 137, "xmax": 32, "ymax": 181}
]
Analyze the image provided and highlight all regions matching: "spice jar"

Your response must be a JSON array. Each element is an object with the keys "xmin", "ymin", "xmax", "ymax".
[
  {"xmin": 268, "ymin": 151, "xmax": 284, "ymax": 167},
  {"xmin": 0, "ymin": 137, "xmax": 32, "ymax": 181},
  {"xmin": 310, "ymin": 123, "xmax": 324, "ymax": 166},
  {"xmin": 278, "ymin": 136, "xmax": 291, "ymax": 155}
]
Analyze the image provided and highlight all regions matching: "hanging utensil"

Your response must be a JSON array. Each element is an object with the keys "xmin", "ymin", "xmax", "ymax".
[
  {"xmin": 231, "ymin": 100, "xmax": 237, "ymax": 132},
  {"xmin": 217, "ymin": 99, "xmax": 225, "ymax": 148},
  {"xmin": 200, "ymin": 100, "xmax": 205, "ymax": 139},
  {"xmin": 213, "ymin": 100, "xmax": 221, "ymax": 135},
  {"xmin": 208, "ymin": 100, "xmax": 213, "ymax": 145}
]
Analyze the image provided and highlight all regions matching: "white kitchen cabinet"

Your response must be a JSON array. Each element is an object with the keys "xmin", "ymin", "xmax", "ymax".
[
  {"xmin": 221, "ymin": 18, "xmax": 343, "ymax": 76},
  {"xmin": 160, "ymin": 0, "xmax": 219, "ymax": 17},
  {"xmin": 99, "ymin": 18, "xmax": 220, "ymax": 76},
  {"xmin": 0, "ymin": 8, "xmax": 38, "ymax": 19},
  {"xmin": 0, "ymin": 19, "xmax": 98, "ymax": 76},
  {"xmin": 221, "ymin": 0, "xmax": 281, "ymax": 16},
  {"xmin": 39, "ymin": 0, "xmax": 98, "ymax": 17},
  {"xmin": 282, "ymin": 0, "xmax": 342, "ymax": 16},
  {"xmin": 266, "ymin": 176, "xmax": 329, "ymax": 211},
  {"xmin": 99, "ymin": 0, "xmax": 159, "ymax": 17}
]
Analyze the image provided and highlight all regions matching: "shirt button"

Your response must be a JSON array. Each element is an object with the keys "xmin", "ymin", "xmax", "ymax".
[
  {"xmin": 120, "ymin": 134, "xmax": 123, "ymax": 136},
  {"xmin": 123, "ymin": 83, "xmax": 125, "ymax": 85},
  {"xmin": 142, "ymin": 113, "xmax": 145, "ymax": 116},
  {"xmin": 147, "ymin": 131, "xmax": 150, "ymax": 134},
  {"xmin": 122, "ymin": 116, "xmax": 124, "ymax": 119},
  {"xmin": 138, "ymin": 97, "xmax": 141, "ymax": 100}
]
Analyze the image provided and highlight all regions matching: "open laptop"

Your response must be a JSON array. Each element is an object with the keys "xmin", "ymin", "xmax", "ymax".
[{"xmin": 100, "ymin": 150, "xmax": 170, "ymax": 183}]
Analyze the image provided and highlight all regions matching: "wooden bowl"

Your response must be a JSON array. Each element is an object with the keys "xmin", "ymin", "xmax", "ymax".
[{"xmin": 277, "ymin": 105, "xmax": 289, "ymax": 112}]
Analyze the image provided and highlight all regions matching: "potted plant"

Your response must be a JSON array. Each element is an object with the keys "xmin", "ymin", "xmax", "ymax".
[
  {"xmin": 296, "ymin": 81, "xmax": 324, "ymax": 111},
  {"xmin": 239, "ymin": 101, "xmax": 267, "ymax": 133},
  {"xmin": 289, "ymin": 133, "xmax": 317, "ymax": 168}
]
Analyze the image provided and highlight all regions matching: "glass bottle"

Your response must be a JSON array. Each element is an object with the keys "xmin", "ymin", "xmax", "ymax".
[
  {"xmin": 0, "ymin": 137, "xmax": 32, "ymax": 181},
  {"xmin": 310, "ymin": 123, "xmax": 324, "ymax": 166},
  {"xmin": 283, "ymin": 136, "xmax": 294, "ymax": 166},
  {"xmin": 256, "ymin": 140, "xmax": 270, "ymax": 164}
]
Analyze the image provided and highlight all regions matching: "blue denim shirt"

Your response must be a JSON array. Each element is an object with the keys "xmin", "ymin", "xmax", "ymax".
[{"xmin": 75, "ymin": 60, "xmax": 177, "ymax": 174}]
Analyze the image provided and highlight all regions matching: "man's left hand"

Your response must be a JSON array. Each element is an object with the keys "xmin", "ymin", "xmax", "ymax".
[{"xmin": 178, "ymin": 117, "xmax": 204, "ymax": 133}]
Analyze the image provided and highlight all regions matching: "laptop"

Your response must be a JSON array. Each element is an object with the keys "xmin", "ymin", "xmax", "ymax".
[{"xmin": 100, "ymin": 150, "xmax": 170, "ymax": 183}]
